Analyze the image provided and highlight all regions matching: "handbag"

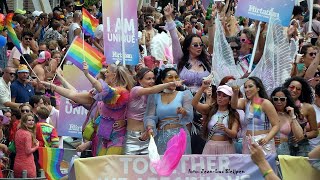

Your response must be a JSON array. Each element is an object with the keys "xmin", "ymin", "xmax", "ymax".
[
  {"xmin": 8, "ymin": 141, "xmax": 16, "ymax": 153},
  {"xmin": 83, "ymin": 120, "xmax": 95, "ymax": 141}
]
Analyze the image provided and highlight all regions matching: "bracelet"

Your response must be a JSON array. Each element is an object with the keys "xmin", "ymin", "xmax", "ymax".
[{"xmin": 263, "ymin": 169, "xmax": 273, "ymax": 178}]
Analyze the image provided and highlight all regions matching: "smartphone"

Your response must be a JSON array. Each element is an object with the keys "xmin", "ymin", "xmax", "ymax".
[
  {"xmin": 295, "ymin": 54, "xmax": 303, "ymax": 63},
  {"xmin": 297, "ymin": 63, "xmax": 305, "ymax": 73}
]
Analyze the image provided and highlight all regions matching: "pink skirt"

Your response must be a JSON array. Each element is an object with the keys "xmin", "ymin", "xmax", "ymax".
[{"xmin": 202, "ymin": 140, "xmax": 235, "ymax": 155}]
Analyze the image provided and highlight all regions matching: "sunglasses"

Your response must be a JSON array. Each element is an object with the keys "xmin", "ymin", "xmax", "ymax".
[
  {"xmin": 231, "ymin": 46, "xmax": 240, "ymax": 50},
  {"xmin": 240, "ymin": 38, "xmax": 252, "ymax": 44},
  {"xmin": 49, "ymin": 48, "xmax": 56, "ymax": 51},
  {"xmin": 88, "ymin": 9, "xmax": 94, "ymax": 12},
  {"xmin": 191, "ymin": 43, "xmax": 204, "ymax": 48},
  {"xmin": 24, "ymin": 37, "xmax": 32, "ymax": 41},
  {"xmin": 21, "ymin": 109, "xmax": 30, "ymax": 113},
  {"xmin": 191, "ymin": 21, "xmax": 197, "ymax": 24},
  {"xmin": 68, "ymin": 5, "xmax": 74, "ymax": 8},
  {"xmin": 146, "ymin": 21, "xmax": 152, "ymax": 24},
  {"xmin": 288, "ymin": 85, "xmax": 302, "ymax": 92},
  {"xmin": 309, "ymin": 52, "xmax": 317, "ymax": 56},
  {"xmin": 272, "ymin": 96, "xmax": 287, "ymax": 102},
  {"xmin": 6, "ymin": 72, "xmax": 15, "ymax": 76}
]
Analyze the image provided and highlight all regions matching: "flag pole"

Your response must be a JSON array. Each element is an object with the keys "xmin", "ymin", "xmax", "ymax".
[
  {"xmin": 120, "ymin": 0, "xmax": 126, "ymax": 66},
  {"xmin": 307, "ymin": 0, "xmax": 314, "ymax": 43},
  {"xmin": 21, "ymin": 55, "xmax": 40, "ymax": 81},
  {"xmin": 248, "ymin": 21, "xmax": 262, "ymax": 73},
  {"xmin": 51, "ymin": 38, "xmax": 75, "ymax": 82}
]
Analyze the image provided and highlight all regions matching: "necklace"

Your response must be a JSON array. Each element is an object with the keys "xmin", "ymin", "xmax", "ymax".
[{"xmin": 163, "ymin": 89, "xmax": 176, "ymax": 94}]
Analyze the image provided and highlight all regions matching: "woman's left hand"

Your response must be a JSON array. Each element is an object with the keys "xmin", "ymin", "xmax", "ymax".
[
  {"xmin": 258, "ymin": 138, "xmax": 268, "ymax": 146},
  {"xmin": 217, "ymin": 123, "xmax": 226, "ymax": 131},
  {"xmin": 177, "ymin": 107, "xmax": 187, "ymax": 117}
]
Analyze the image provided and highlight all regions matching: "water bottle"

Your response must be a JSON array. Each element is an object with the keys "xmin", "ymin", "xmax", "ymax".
[
  {"xmin": 22, "ymin": 170, "xmax": 27, "ymax": 178},
  {"xmin": 205, "ymin": 2, "xmax": 213, "ymax": 20}
]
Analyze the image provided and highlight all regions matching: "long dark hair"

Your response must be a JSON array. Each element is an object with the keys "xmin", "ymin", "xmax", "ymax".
[
  {"xmin": 270, "ymin": 87, "xmax": 301, "ymax": 117},
  {"xmin": 154, "ymin": 67, "xmax": 177, "ymax": 85},
  {"xmin": 202, "ymin": 102, "xmax": 240, "ymax": 142},
  {"xmin": 246, "ymin": 77, "xmax": 269, "ymax": 99},
  {"xmin": 283, "ymin": 76, "xmax": 314, "ymax": 103},
  {"xmin": 178, "ymin": 34, "xmax": 211, "ymax": 73}
]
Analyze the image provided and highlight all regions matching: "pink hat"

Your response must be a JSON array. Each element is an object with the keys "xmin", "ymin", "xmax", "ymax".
[
  {"xmin": 217, "ymin": 85, "xmax": 233, "ymax": 96},
  {"xmin": 37, "ymin": 51, "xmax": 51, "ymax": 63}
]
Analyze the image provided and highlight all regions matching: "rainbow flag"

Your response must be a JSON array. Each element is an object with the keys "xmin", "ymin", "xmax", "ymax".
[
  {"xmin": 38, "ymin": 147, "xmax": 65, "ymax": 180},
  {"xmin": 82, "ymin": 7, "xmax": 99, "ymax": 37},
  {"xmin": 5, "ymin": 13, "xmax": 22, "ymax": 53},
  {"xmin": 0, "ymin": 13, "xmax": 5, "ymax": 31},
  {"xmin": 66, "ymin": 36, "xmax": 105, "ymax": 76}
]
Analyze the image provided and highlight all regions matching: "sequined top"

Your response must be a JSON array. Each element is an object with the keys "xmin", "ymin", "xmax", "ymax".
[{"xmin": 126, "ymin": 86, "xmax": 148, "ymax": 121}]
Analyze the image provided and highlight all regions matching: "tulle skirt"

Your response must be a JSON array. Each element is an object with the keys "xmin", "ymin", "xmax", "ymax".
[{"xmin": 202, "ymin": 140, "xmax": 235, "ymax": 155}]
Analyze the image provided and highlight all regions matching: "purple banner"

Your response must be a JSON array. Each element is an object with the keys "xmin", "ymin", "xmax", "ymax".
[
  {"xmin": 235, "ymin": 0, "xmax": 295, "ymax": 26},
  {"xmin": 102, "ymin": 0, "xmax": 139, "ymax": 65},
  {"xmin": 57, "ymin": 65, "xmax": 91, "ymax": 138}
]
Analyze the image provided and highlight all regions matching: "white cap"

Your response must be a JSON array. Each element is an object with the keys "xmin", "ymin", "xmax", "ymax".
[{"xmin": 32, "ymin": 10, "xmax": 43, "ymax": 17}]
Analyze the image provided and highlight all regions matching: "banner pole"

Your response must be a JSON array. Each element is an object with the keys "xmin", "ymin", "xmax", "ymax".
[
  {"xmin": 307, "ymin": 0, "xmax": 314, "ymax": 43},
  {"xmin": 248, "ymin": 22, "xmax": 262, "ymax": 73},
  {"xmin": 120, "ymin": 0, "xmax": 126, "ymax": 66}
]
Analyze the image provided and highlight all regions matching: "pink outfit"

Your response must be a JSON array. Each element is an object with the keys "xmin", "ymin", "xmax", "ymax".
[
  {"xmin": 126, "ymin": 86, "xmax": 148, "ymax": 121},
  {"xmin": 279, "ymin": 121, "xmax": 291, "ymax": 139},
  {"xmin": 202, "ymin": 141, "xmax": 235, "ymax": 154},
  {"xmin": 14, "ymin": 129, "xmax": 38, "ymax": 178}
]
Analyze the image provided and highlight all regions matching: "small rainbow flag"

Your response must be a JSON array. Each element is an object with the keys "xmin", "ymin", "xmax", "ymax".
[
  {"xmin": 38, "ymin": 147, "xmax": 65, "ymax": 180},
  {"xmin": 82, "ymin": 7, "xmax": 99, "ymax": 37},
  {"xmin": 66, "ymin": 36, "xmax": 105, "ymax": 76},
  {"xmin": 5, "ymin": 13, "xmax": 22, "ymax": 53}
]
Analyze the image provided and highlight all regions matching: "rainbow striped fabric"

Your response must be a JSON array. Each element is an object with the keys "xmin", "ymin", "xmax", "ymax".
[
  {"xmin": 38, "ymin": 147, "xmax": 65, "ymax": 180},
  {"xmin": 252, "ymin": 97, "xmax": 263, "ymax": 120},
  {"xmin": 0, "ymin": 13, "xmax": 5, "ymax": 31},
  {"xmin": 82, "ymin": 7, "xmax": 99, "ymax": 37},
  {"xmin": 66, "ymin": 36, "xmax": 106, "ymax": 76},
  {"xmin": 5, "ymin": 13, "xmax": 22, "ymax": 53}
]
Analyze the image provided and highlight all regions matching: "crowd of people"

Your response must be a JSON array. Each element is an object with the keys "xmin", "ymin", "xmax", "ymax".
[{"xmin": 0, "ymin": 0, "xmax": 320, "ymax": 179}]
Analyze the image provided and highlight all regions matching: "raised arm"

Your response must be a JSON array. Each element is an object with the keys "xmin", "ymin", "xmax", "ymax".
[
  {"xmin": 304, "ymin": 52, "xmax": 320, "ymax": 80},
  {"xmin": 164, "ymin": 4, "xmax": 183, "ymax": 64},
  {"xmin": 287, "ymin": 106, "xmax": 304, "ymax": 140},
  {"xmin": 192, "ymin": 79, "xmax": 211, "ymax": 115},
  {"xmin": 136, "ymin": 80, "xmax": 184, "ymax": 96},
  {"xmin": 231, "ymin": 86, "xmax": 246, "ymax": 110},
  {"xmin": 82, "ymin": 62, "xmax": 103, "ymax": 92},
  {"xmin": 41, "ymin": 81, "xmax": 94, "ymax": 105}
]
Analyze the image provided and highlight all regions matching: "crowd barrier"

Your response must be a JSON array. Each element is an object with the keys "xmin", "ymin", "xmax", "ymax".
[{"xmin": 67, "ymin": 154, "xmax": 320, "ymax": 180}]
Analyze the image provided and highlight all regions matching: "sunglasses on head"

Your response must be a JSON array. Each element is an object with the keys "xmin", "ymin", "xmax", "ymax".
[
  {"xmin": 240, "ymin": 38, "xmax": 252, "ymax": 44},
  {"xmin": 21, "ymin": 109, "xmax": 30, "ymax": 113},
  {"xmin": 272, "ymin": 96, "xmax": 287, "ymax": 102},
  {"xmin": 191, "ymin": 43, "xmax": 204, "ymax": 48},
  {"xmin": 309, "ymin": 52, "xmax": 317, "ymax": 56}
]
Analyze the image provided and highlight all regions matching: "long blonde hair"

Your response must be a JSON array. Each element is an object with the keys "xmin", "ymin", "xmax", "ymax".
[
  {"xmin": 20, "ymin": 114, "xmax": 37, "ymax": 144},
  {"xmin": 109, "ymin": 64, "xmax": 136, "ymax": 90}
]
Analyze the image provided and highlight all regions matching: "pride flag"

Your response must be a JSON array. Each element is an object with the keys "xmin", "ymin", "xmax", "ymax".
[
  {"xmin": 66, "ymin": 36, "xmax": 105, "ymax": 76},
  {"xmin": 38, "ymin": 147, "xmax": 65, "ymax": 180},
  {"xmin": 82, "ymin": 7, "xmax": 99, "ymax": 37},
  {"xmin": 5, "ymin": 13, "xmax": 22, "ymax": 53}
]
